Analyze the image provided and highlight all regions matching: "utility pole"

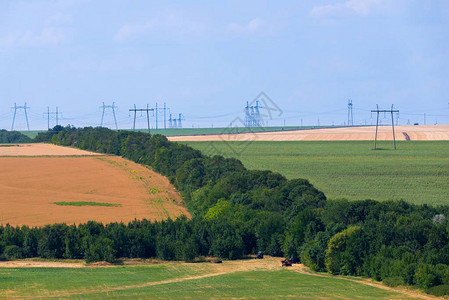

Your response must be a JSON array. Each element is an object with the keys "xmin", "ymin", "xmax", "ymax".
[
  {"xmin": 129, "ymin": 104, "xmax": 154, "ymax": 133},
  {"xmin": 348, "ymin": 99, "xmax": 353, "ymax": 126},
  {"xmin": 154, "ymin": 102, "xmax": 169, "ymax": 129},
  {"xmin": 371, "ymin": 104, "xmax": 399, "ymax": 150},
  {"xmin": 164, "ymin": 103, "xmax": 167, "ymax": 129},
  {"xmin": 100, "ymin": 102, "xmax": 118, "ymax": 129},
  {"xmin": 155, "ymin": 102, "xmax": 158, "ymax": 130},
  {"xmin": 11, "ymin": 103, "xmax": 30, "ymax": 131},
  {"xmin": 44, "ymin": 107, "xmax": 63, "ymax": 129}
]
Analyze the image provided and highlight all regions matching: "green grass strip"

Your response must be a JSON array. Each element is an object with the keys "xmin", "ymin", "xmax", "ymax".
[{"xmin": 53, "ymin": 201, "xmax": 121, "ymax": 207}]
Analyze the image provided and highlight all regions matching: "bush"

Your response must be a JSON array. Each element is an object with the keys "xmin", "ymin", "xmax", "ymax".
[
  {"xmin": 84, "ymin": 237, "xmax": 116, "ymax": 263},
  {"xmin": 3, "ymin": 245, "xmax": 23, "ymax": 260},
  {"xmin": 325, "ymin": 226, "xmax": 361, "ymax": 275},
  {"xmin": 383, "ymin": 276, "xmax": 404, "ymax": 287},
  {"xmin": 416, "ymin": 264, "xmax": 440, "ymax": 289},
  {"xmin": 427, "ymin": 284, "xmax": 449, "ymax": 297}
]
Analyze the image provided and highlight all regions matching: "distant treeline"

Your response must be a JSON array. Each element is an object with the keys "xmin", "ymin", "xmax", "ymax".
[
  {"xmin": 1, "ymin": 125, "xmax": 449, "ymax": 296},
  {"xmin": 0, "ymin": 130, "xmax": 32, "ymax": 143}
]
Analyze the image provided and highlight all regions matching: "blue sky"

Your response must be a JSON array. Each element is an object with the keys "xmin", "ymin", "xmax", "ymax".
[{"xmin": 1, "ymin": 0, "xmax": 448, "ymax": 130}]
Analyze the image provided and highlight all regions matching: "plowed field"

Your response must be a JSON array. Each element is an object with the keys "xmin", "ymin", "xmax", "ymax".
[{"xmin": 0, "ymin": 144, "xmax": 190, "ymax": 226}]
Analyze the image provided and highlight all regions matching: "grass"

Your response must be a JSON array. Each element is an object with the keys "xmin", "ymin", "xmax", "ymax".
[
  {"xmin": 183, "ymin": 140, "xmax": 449, "ymax": 206},
  {"xmin": 0, "ymin": 263, "xmax": 420, "ymax": 299},
  {"xmin": 86, "ymin": 270, "xmax": 415, "ymax": 299},
  {"xmin": 0, "ymin": 265, "xmax": 188, "ymax": 298},
  {"xmin": 53, "ymin": 201, "xmax": 121, "ymax": 207},
  {"xmin": 19, "ymin": 126, "xmax": 338, "ymax": 139},
  {"xmin": 18, "ymin": 130, "xmax": 42, "ymax": 139},
  {"xmin": 133, "ymin": 126, "xmax": 338, "ymax": 136}
]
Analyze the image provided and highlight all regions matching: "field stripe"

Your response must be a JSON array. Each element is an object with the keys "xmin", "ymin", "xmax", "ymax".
[{"xmin": 26, "ymin": 270, "xmax": 238, "ymax": 299}]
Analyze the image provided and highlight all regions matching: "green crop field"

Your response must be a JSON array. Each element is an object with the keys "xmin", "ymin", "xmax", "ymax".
[
  {"xmin": 183, "ymin": 140, "xmax": 449, "ymax": 206},
  {"xmin": 18, "ymin": 130, "xmax": 43, "ymax": 139},
  {"xmin": 0, "ymin": 261, "xmax": 421, "ymax": 299},
  {"xmin": 134, "ymin": 125, "xmax": 337, "ymax": 136},
  {"xmin": 19, "ymin": 126, "xmax": 338, "ymax": 139}
]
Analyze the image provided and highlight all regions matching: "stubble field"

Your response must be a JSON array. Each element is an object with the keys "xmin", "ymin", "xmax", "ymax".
[{"xmin": 0, "ymin": 144, "xmax": 189, "ymax": 226}]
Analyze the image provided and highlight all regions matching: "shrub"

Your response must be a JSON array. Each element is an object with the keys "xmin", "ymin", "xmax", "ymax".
[
  {"xmin": 383, "ymin": 276, "xmax": 404, "ymax": 287},
  {"xmin": 3, "ymin": 245, "xmax": 23, "ymax": 260},
  {"xmin": 427, "ymin": 284, "xmax": 449, "ymax": 297}
]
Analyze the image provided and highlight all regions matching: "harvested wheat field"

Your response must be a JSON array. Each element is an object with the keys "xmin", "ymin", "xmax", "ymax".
[
  {"xmin": 0, "ymin": 144, "xmax": 190, "ymax": 226},
  {"xmin": 0, "ymin": 143, "xmax": 104, "ymax": 156},
  {"xmin": 168, "ymin": 125, "xmax": 449, "ymax": 142}
]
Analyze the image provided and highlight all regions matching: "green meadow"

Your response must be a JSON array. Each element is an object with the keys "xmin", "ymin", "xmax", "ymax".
[
  {"xmin": 19, "ymin": 126, "xmax": 333, "ymax": 139},
  {"xmin": 0, "ymin": 262, "xmax": 420, "ymax": 299},
  {"xmin": 184, "ymin": 140, "xmax": 449, "ymax": 206}
]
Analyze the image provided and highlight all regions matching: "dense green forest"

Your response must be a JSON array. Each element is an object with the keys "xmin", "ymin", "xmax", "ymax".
[
  {"xmin": 0, "ymin": 129, "xmax": 33, "ymax": 143},
  {"xmin": 1, "ymin": 126, "xmax": 449, "ymax": 295}
]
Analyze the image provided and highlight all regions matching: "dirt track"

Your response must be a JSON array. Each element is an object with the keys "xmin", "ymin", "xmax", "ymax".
[
  {"xmin": 0, "ymin": 155, "xmax": 190, "ymax": 226},
  {"xmin": 168, "ymin": 125, "xmax": 449, "ymax": 142}
]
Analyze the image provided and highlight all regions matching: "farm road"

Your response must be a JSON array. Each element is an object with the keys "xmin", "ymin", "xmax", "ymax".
[{"xmin": 291, "ymin": 264, "xmax": 438, "ymax": 300}]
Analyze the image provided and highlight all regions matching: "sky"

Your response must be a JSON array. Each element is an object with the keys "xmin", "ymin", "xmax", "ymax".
[{"xmin": 1, "ymin": 0, "xmax": 448, "ymax": 130}]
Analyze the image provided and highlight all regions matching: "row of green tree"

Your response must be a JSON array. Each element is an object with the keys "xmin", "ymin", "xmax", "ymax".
[
  {"xmin": 0, "ymin": 130, "xmax": 32, "ymax": 143},
  {"xmin": 1, "ymin": 126, "xmax": 448, "ymax": 295}
]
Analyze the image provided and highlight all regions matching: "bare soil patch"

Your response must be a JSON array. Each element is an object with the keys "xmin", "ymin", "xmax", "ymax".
[
  {"xmin": 0, "ymin": 261, "xmax": 84, "ymax": 268},
  {"xmin": 0, "ymin": 155, "xmax": 190, "ymax": 226},
  {"xmin": 169, "ymin": 125, "xmax": 449, "ymax": 142},
  {"xmin": 0, "ymin": 143, "xmax": 105, "ymax": 156}
]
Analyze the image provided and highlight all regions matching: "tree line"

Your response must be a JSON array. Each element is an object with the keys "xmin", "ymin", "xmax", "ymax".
[
  {"xmin": 0, "ymin": 130, "xmax": 32, "ymax": 143},
  {"xmin": 1, "ymin": 126, "xmax": 449, "ymax": 296}
]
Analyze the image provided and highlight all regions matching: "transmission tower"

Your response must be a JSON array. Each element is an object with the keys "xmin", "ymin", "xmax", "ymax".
[
  {"xmin": 100, "ymin": 102, "xmax": 118, "ymax": 129},
  {"xmin": 169, "ymin": 114, "xmax": 173, "ymax": 128},
  {"xmin": 371, "ymin": 104, "xmax": 399, "ymax": 150},
  {"xmin": 348, "ymin": 99, "xmax": 353, "ymax": 126},
  {"xmin": 168, "ymin": 113, "xmax": 185, "ymax": 128},
  {"xmin": 244, "ymin": 100, "xmax": 262, "ymax": 127},
  {"xmin": 154, "ymin": 102, "xmax": 170, "ymax": 130},
  {"xmin": 11, "ymin": 103, "xmax": 30, "ymax": 131},
  {"xmin": 129, "ymin": 104, "xmax": 154, "ymax": 133},
  {"xmin": 44, "ymin": 107, "xmax": 63, "ymax": 129},
  {"xmin": 177, "ymin": 113, "xmax": 185, "ymax": 128},
  {"xmin": 245, "ymin": 101, "xmax": 251, "ymax": 127}
]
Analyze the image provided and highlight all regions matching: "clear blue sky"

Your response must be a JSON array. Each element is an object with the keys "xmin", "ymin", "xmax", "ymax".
[{"xmin": 1, "ymin": 0, "xmax": 448, "ymax": 130}]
